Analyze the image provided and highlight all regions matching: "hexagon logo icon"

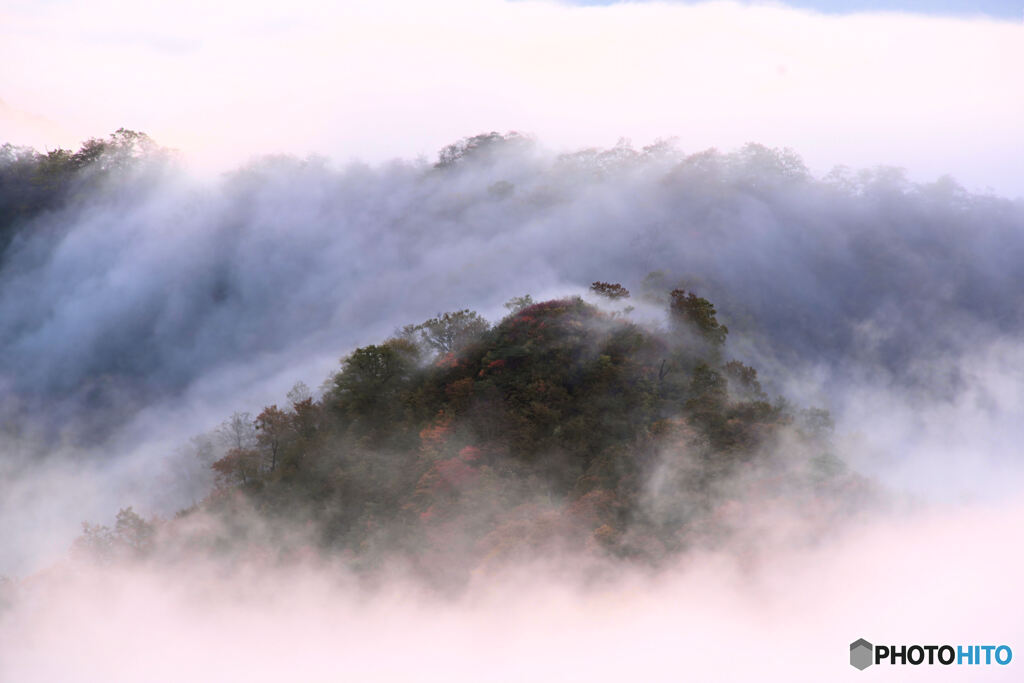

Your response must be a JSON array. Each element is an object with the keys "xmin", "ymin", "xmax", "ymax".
[{"xmin": 850, "ymin": 639, "xmax": 873, "ymax": 670}]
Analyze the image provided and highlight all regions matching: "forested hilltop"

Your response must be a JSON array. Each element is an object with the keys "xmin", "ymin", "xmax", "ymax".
[{"xmin": 75, "ymin": 283, "xmax": 869, "ymax": 586}]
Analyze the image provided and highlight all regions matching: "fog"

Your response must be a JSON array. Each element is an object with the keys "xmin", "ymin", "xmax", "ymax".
[
  {"xmin": 2, "ymin": 66, "xmax": 1024, "ymax": 683},
  {"xmin": 3, "ymin": 501, "xmax": 1021, "ymax": 681},
  {"xmin": 0, "ymin": 134, "xmax": 1021, "ymax": 568}
]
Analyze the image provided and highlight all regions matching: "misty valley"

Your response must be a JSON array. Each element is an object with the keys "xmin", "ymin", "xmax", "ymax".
[{"xmin": 1, "ymin": 128, "xmax": 1022, "ymax": 680}]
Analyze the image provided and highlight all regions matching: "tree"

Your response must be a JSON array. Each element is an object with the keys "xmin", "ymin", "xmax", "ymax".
[
  {"xmin": 73, "ymin": 522, "xmax": 115, "ymax": 563},
  {"xmin": 255, "ymin": 404, "xmax": 290, "ymax": 473},
  {"xmin": 722, "ymin": 360, "xmax": 766, "ymax": 401},
  {"xmin": 160, "ymin": 434, "xmax": 216, "ymax": 508},
  {"xmin": 73, "ymin": 506, "xmax": 154, "ymax": 562},
  {"xmin": 669, "ymin": 289, "xmax": 728, "ymax": 347},
  {"xmin": 216, "ymin": 412, "xmax": 256, "ymax": 451},
  {"xmin": 211, "ymin": 447, "xmax": 261, "ymax": 486},
  {"xmin": 329, "ymin": 339, "xmax": 420, "ymax": 423},
  {"xmin": 435, "ymin": 131, "xmax": 530, "ymax": 168},
  {"xmin": 404, "ymin": 310, "xmax": 489, "ymax": 356},
  {"xmin": 115, "ymin": 507, "xmax": 154, "ymax": 556},
  {"xmin": 290, "ymin": 397, "xmax": 323, "ymax": 440},
  {"xmin": 70, "ymin": 128, "xmax": 161, "ymax": 172},
  {"xmin": 286, "ymin": 381, "xmax": 312, "ymax": 406},
  {"xmin": 730, "ymin": 142, "xmax": 808, "ymax": 189},
  {"xmin": 590, "ymin": 282, "xmax": 630, "ymax": 300},
  {"xmin": 503, "ymin": 294, "xmax": 534, "ymax": 314},
  {"xmin": 685, "ymin": 363, "xmax": 729, "ymax": 445}
]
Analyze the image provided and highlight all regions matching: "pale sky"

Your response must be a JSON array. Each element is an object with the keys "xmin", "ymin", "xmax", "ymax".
[
  {"xmin": 580, "ymin": 0, "xmax": 1022, "ymax": 18},
  {"xmin": 1, "ymin": 0, "xmax": 1022, "ymax": 195}
]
